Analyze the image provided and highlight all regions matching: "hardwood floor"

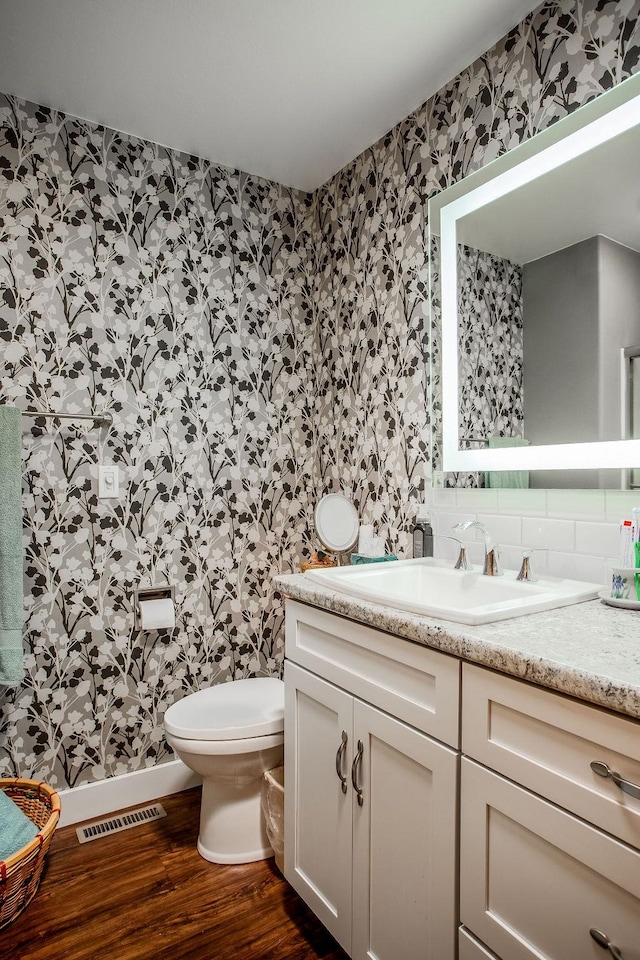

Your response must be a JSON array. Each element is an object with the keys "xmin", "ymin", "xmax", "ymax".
[{"xmin": 0, "ymin": 787, "xmax": 348, "ymax": 960}]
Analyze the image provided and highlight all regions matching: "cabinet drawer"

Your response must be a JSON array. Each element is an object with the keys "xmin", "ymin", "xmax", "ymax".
[
  {"xmin": 462, "ymin": 662, "xmax": 640, "ymax": 848},
  {"xmin": 461, "ymin": 758, "xmax": 640, "ymax": 960},
  {"xmin": 286, "ymin": 601, "xmax": 460, "ymax": 746},
  {"xmin": 459, "ymin": 927, "xmax": 500, "ymax": 960}
]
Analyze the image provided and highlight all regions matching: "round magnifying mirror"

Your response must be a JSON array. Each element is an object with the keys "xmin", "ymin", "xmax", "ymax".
[{"xmin": 314, "ymin": 494, "xmax": 359, "ymax": 556}]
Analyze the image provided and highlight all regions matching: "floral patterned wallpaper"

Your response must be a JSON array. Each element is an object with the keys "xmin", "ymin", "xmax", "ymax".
[
  {"xmin": 457, "ymin": 246, "xmax": 524, "ymax": 444},
  {"xmin": 0, "ymin": 100, "xmax": 318, "ymax": 786},
  {"xmin": 1, "ymin": 0, "xmax": 639, "ymax": 789}
]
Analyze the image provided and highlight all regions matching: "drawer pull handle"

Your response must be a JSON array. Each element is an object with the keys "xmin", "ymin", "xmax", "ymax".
[
  {"xmin": 590, "ymin": 760, "xmax": 640, "ymax": 801},
  {"xmin": 590, "ymin": 927, "xmax": 624, "ymax": 959},
  {"xmin": 335, "ymin": 730, "xmax": 348, "ymax": 794},
  {"xmin": 351, "ymin": 739, "xmax": 364, "ymax": 806}
]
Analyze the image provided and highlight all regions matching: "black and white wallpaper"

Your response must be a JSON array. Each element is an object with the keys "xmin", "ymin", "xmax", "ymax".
[
  {"xmin": 1, "ymin": 0, "xmax": 639, "ymax": 788},
  {"xmin": 0, "ymin": 101, "xmax": 318, "ymax": 785},
  {"xmin": 458, "ymin": 246, "xmax": 524, "ymax": 443}
]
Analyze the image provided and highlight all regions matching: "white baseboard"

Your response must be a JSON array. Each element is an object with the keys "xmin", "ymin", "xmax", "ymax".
[{"xmin": 57, "ymin": 760, "xmax": 202, "ymax": 827}]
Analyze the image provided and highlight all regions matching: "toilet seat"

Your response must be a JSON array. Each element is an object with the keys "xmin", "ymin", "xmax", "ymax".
[{"xmin": 164, "ymin": 677, "xmax": 284, "ymax": 740}]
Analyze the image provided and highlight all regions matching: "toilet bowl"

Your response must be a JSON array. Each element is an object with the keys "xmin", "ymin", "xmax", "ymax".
[{"xmin": 164, "ymin": 677, "xmax": 284, "ymax": 864}]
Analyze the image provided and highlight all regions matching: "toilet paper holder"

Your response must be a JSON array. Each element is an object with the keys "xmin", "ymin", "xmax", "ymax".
[{"xmin": 134, "ymin": 584, "xmax": 175, "ymax": 628}]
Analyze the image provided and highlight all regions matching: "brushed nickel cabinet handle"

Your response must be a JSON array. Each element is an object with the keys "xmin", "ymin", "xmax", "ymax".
[
  {"xmin": 351, "ymin": 739, "xmax": 364, "ymax": 806},
  {"xmin": 590, "ymin": 927, "xmax": 624, "ymax": 959},
  {"xmin": 335, "ymin": 730, "xmax": 348, "ymax": 794},
  {"xmin": 590, "ymin": 760, "xmax": 640, "ymax": 800}
]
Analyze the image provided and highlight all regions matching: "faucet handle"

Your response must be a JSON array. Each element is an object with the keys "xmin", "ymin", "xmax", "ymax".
[
  {"xmin": 455, "ymin": 544, "xmax": 473, "ymax": 571},
  {"xmin": 452, "ymin": 537, "xmax": 473, "ymax": 571},
  {"xmin": 436, "ymin": 534, "xmax": 473, "ymax": 570},
  {"xmin": 517, "ymin": 547, "xmax": 544, "ymax": 582}
]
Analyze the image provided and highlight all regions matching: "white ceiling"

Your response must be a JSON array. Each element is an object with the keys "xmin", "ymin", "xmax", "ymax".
[{"xmin": 0, "ymin": 0, "xmax": 541, "ymax": 193}]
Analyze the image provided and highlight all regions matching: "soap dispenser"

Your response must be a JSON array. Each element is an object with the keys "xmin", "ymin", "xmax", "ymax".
[{"xmin": 412, "ymin": 512, "xmax": 433, "ymax": 559}]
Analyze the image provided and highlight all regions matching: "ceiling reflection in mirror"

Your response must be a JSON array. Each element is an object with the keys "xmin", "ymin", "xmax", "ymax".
[{"xmin": 431, "ymin": 73, "xmax": 640, "ymax": 490}]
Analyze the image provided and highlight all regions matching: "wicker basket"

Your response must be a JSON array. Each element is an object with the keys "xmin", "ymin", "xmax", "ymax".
[{"xmin": 0, "ymin": 778, "xmax": 61, "ymax": 930}]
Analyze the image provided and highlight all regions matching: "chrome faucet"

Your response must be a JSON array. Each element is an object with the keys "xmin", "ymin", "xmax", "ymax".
[{"xmin": 452, "ymin": 521, "xmax": 501, "ymax": 576}]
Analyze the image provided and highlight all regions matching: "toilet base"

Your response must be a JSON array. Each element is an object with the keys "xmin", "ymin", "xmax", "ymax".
[
  {"xmin": 195, "ymin": 743, "xmax": 283, "ymax": 865},
  {"xmin": 197, "ymin": 836, "xmax": 273, "ymax": 864}
]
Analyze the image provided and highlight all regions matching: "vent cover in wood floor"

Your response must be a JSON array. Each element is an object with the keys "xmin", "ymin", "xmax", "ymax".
[{"xmin": 76, "ymin": 803, "xmax": 167, "ymax": 843}]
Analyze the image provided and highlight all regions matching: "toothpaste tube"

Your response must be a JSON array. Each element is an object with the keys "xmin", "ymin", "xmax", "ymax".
[{"xmin": 620, "ymin": 519, "xmax": 635, "ymax": 567}]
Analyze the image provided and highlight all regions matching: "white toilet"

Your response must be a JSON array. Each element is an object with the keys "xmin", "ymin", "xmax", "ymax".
[{"xmin": 164, "ymin": 677, "xmax": 284, "ymax": 864}]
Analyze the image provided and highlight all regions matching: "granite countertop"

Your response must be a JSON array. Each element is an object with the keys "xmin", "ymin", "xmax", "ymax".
[{"xmin": 274, "ymin": 572, "xmax": 640, "ymax": 721}]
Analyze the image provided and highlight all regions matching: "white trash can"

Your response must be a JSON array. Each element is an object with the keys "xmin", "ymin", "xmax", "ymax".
[{"xmin": 262, "ymin": 765, "xmax": 284, "ymax": 873}]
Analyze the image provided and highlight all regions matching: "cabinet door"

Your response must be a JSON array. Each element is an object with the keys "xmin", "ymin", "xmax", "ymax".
[
  {"xmin": 459, "ymin": 927, "xmax": 501, "ymax": 960},
  {"xmin": 461, "ymin": 758, "xmax": 640, "ymax": 960},
  {"xmin": 284, "ymin": 661, "xmax": 353, "ymax": 953},
  {"xmin": 352, "ymin": 700, "xmax": 458, "ymax": 960}
]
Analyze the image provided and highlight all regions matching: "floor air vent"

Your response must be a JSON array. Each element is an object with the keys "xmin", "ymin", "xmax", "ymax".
[{"xmin": 76, "ymin": 803, "xmax": 167, "ymax": 843}]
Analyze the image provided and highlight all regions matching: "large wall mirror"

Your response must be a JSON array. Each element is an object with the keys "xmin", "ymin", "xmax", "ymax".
[{"xmin": 430, "ymin": 71, "xmax": 640, "ymax": 490}]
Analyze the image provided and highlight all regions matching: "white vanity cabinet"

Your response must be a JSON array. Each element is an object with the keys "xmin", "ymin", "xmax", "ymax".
[
  {"xmin": 460, "ymin": 663, "xmax": 640, "ymax": 960},
  {"xmin": 284, "ymin": 601, "xmax": 460, "ymax": 960},
  {"xmin": 282, "ymin": 595, "xmax": 640, "ymax": 960}
]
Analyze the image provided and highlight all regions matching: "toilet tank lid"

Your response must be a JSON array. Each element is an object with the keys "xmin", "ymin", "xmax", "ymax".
[{"xmin": 164, "ymin": 677, "xmax": 284, "ymax": 740}]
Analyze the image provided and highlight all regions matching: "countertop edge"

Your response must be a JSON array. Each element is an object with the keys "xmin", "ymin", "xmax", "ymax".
[{"xmin": 274, "ymin": 573, "xmax": 640, "ymax": 721}]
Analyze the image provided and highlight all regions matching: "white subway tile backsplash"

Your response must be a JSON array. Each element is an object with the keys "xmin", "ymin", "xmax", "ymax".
[
  {"xmin": 426, "ymin": 484, "xmax": 635, "ymax": 583},
  {"xmin": 477, "ymin": 514, "xmax": 522, "ymax": 547},
  {"xmin": 546, "ymin": 489, "xmax": 606, "ymax": 521},
  {"xmin": 546, "ymin": 551, "xmax": 607, "ymax": 585},
  {"xmin": 430, "ymin": 487, "xmax": 452, "ymax": 510},
  {"xmin": 496, "ymin": 488, "xmax": 547, "ymax": 516},
  {"xmin": 604, "ymin": 490, "xmax": 640, "ymax": 523},
  {"xmin": 521, "ymin": 517, "xmax": 575, "ymax": 552},
  {"xmin": 455, "ymin": 488, "xmax": 499, "ymax": 512},
  {"xmin": 432, "ymin": 512, "xmax": 477, "ymax": 540},
  {"xmin": 574, "ymin": 521, "xmax": 620, "ymax": 558}
]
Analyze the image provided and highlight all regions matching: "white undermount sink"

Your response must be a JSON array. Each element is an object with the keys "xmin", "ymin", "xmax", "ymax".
[{"xmin": 304, "ymin": 557, "xmax": 600, "ymax": 625}]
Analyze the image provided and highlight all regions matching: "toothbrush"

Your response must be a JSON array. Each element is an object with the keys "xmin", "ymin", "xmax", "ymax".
[{"xmin": 633, "ymin": 509, "xmax": 640, "ymax": 601}]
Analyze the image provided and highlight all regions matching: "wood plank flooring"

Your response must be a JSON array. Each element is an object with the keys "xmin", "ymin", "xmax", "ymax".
[{"xmin": 0, "ymin": 787, "xmax": 348, "ymax": 960}]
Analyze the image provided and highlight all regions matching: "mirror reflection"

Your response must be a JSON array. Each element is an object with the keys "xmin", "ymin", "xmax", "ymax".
[{"xmin": 432, "ymin": 75, "xmax": 640, "ymax": 490}]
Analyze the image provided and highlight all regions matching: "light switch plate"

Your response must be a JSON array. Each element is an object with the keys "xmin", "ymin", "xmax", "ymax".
[{"xmin": 98, "ymin": 464, "xmax": 120, "ymax": 499}]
